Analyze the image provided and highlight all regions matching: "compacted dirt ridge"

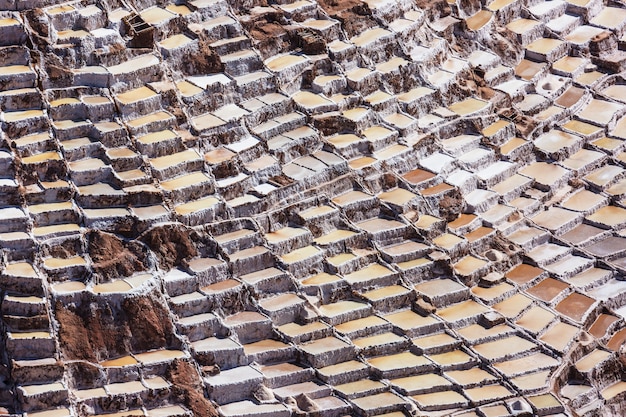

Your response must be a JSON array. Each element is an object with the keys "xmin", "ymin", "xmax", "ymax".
[{"xmin": 2, "ymin": 0, "xmax": 626, "ymax": 416}]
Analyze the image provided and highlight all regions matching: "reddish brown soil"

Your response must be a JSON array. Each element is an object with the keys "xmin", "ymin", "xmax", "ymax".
[
  {"xmin": 413, "ymin": 0, "xmax": 452, "ymax": 16},
  {"xmin": 439, "ymin": 190, "xmax": 464, "ymax": 222},
  {"xmin": 140, "ymin": 224, "xmax": 198, "ymax": 270},
  {"xmin": 55, "ymin": 293, "xmax": 176, "ymax": 362},
  {"xmin": 167, "ymin": 359, "xmax": 219, "ymax": 417},
  {"xmin": 181, "ymin": 40, "xmax": 223, "ymax": 76},
  {"xmin": 65, "ymin": 361, "xmax": 105, "ymax": 389},
  {"xmin": 250, "ymin": 22, "xmax": 291, "ymax": 58},
  {"xmin": 88, "ymin": 231, "xmax": 147, "ymax": 281},
  {"xmin": 316, "ymin": 0, "xmax": 378, "ymax": 38}
]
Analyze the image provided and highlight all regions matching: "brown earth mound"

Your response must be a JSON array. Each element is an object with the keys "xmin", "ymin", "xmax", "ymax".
[
  {"xmin": 439, "ymin": 189, "xmax": 465, "ymax": 222},
  {"xmin": 87, "ymin": 230, "xmax": 148, "ymax": 282},
  {"xmin": 167, "ymin": 359, "xmax": 219, "ymax": 417},
  {"xmin": 139, "ymin": 224, "xmax": 199, "ymax": 271},
  {"xmin": 316, "ymin": 0, "xmax": 378, "ymax": 38},
  {"xmin": 55, "ymin": 293, "xmax": 177, "ymax": 362}
]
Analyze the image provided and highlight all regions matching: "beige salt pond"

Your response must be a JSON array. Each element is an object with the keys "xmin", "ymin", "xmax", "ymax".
[
  {"xmin": 349, "ymin": 157, "xmax": 377, "ymax": 170},
  {"xmin": 473, "ymin": 335, "xmax": 537, "ymax": 361},
  {"xmin": 10, "ymin": 331, "xmax": 50, "ymax": 340},
  {"xmin": 457, "ymin": 323, "xmax": 513, "ymax": 344},
  {"xmin": 43, "ymin": 256, "xmax": 86, "ymax": 269},
  {"xmin": 96, "ymin": 411, "xmax": 144, "ymax": 417},
  {"xmin": 22, "ymin": 151, "xmax": 61, "ymax": 165},
  {"xmin": 266, "ymin": 226, "xmax": 309, "ymax": 244},
  {"xmin": 300, "ymin": 336, "xmax": 350, "ymax": 356},
  {"xmin": 553, "ymin": 55, "xmax": 587, "ymax": 74},
  {"xmin": 52, "ymin": 281, "xmax": 86, "ymax": 293},
  {"xmin": 301, "ymin": 19, "xmax": 336, "ymax": 31},
  {"xmin": 511, "ymin": 370, "xmax": 552, "ymax": 392},
  {"xmin": 134, "ymin": 349, "xmax": 185, "ymax": 364},
  {"xmin": 74, "ymin": 387, "xmax": 106, "ymax": 401},
  {"xmin": 429, "ymin": 349, "xmax": 473, "ymax": 367},
  {"xmin": 448, "ymin": 97, "xmax": 489, "ymax": 116},
  {"xmin": 351, "ymin": 27, "xmax": 391, "ymax": 47},
  {"xmin": 453, "ymin": 256, "xmax": 488, "ymax": 276},
  {"xmin": 28, "ymin": 409, "xmax": 72, "ymax": 417},
  {"xmin": 160, "ymin": 172, "xmax": 211, "ymax": 191},
  {"xmin": 383, "ymin": 309, "xmax": 440, "ymax": 332},
  {"xmin": 493, "ymin": 351, "xmax": 558, "ymax": 377},
  {"xmin": 413, "ymin": 332, "xmax": 457, "ymax": 351},
  {"xmin": 575, "ymin": 349, "xmax": 611, "ymax": 373},
  {"xmin": 174, "ymin": 196, "xmax": 219, "ymax": 216},
  {"xmin": 106, "ymin": 380, "xmax": 145, "ymax": 395},
  {"xmin": 591, "ymin": 6, "xmax": 626, "ymax": 29},
  {"xmin": 326, "ymin": 252, "xmax": 357, "ymax": 267},
  {"xmin": 437, "ymin": 300, "xmax": 488, "ymax": 323},
  {"xmin": 344, "ymin": 263, "xmax": 394, "ymax": 284},
  {"xmin": 0, "ymin": 18, "xmax": 18, "ymax": 26},
  {"xmin": 520, "ymin": 162, "xmax": 570, "ymax": 188},
  {"xmin": 576, "ymin": 70, "xmax": 605, "ymax": 87},
  {"xmin": 601, "ymin": 381, "xmax": 626, "ymax": 400},
  {"xmin": 602, "ymin": 84, "xmax": 626, "ymax": 103},
  {"xmin": 464, "ymin": 384, "xmax": 513, "ymax": 403},
  {"xmin": 587, "ymin": 205, "xmax": 626, "ymax": 228},
  {"xmin": 277, "ymin": 321, "xmax": 328, "ymax": 339},
  {"xmin": 527, "ymin": 37, "xmax": 563, "ymax": 54},
  {"xmin": 367, "ymin": 351, "xmax": 431, "ymax": 371},
  {"xmin": 540, "ymin": 321, "xmax": 579, "ymax": 351},
  {"xmin": 159, "ymin": 34, "xmax": 193, "ymax": 50},
  {"xmin": 0, "ymin": 65, "xmax": 32, "ymax": 77},
  {"xmin": 20, "ymin": 383, "xmax": 65, "ymax": 397},
  {"xmin": 190, "ymin": 113, "xmax": 226, "ymax": 131},
  {"xmin": 318, "ymin": 300, "xmax": 369, "ymax": 320},
  {"xmin": 331, "ymin": 190, "xmax": 373, "ymax": 207},
  {"xmin": 265, "ymin": 54, "xmax": 309, "ymax": 72},
  {"xmin": 466, "ymin": 10, "xmax": 493, "ymax": 31},
  {"xmin": 301, "ymin": 272, "xmax": 342, "ymax": 286},
  {"xmin": 565, "ymin": 25, "xmax": 606, "ymax": 45},
  {"xmin": 176, "ymin": 80, "xmax": 204, "ymax": 97},
  {"xmin": 411, "ymin": 390, "xmax": 468, "ymax": 409},
  {"xmin": 353, "ymin": 332, "xmax": 405, "ymax": 351},
  {"xmin": 515, "ymin": 306, "xmax": 556, "ymax": 334},
  {"xmin": 33, "ymin": 223, "xmax": 80, "ymax": 237},
  {"xmin": 335, "ymin": 379, "xmax": 385, "ymax": 397},
  {"xmin": 140, "ymin": 7, "xmax": 175, "ymax": 25},
  {"xmin": 116, "ymin": 87, "xmax": 157, "ymax": 105},
  {"xmin": 433, "ymin": 233, "xmax": 465, "ymax": 251},
  {"xmin": 415, "ymin": 278, "xmax": 466, "ymax": 300},
  {"xmin": 93, "ymin": 280, "xmax": 133, "ymax": 294},
  {"xmin": 352, "ymin": 392, "xmax": 407, "ymax": 414},
  {"xmin": 314, "ymin": 229, "xmax": 356, "ymax": 245},
  {"xmin": 515, "ymin": 59, "xmax": 546, "ymax": 80},
  {"xmin": 125, "ymin": 110, "xmax": 170, "ymax": 129},
  {"xmin": 445, "ymin": 367, "xmax": 497, "ymax": 387},
  {"xmin": 166, "ymin": 4, "xmax": 192, "ymax": 15},
  {"xmin": 534, "ymin": 129, "xmax": 580, "ymax": 154},
  {"xmin": 578, "ymin": 98, "xmax": 623, "ymax": 125},
  {"xmin": 397, "ymin": 257, "xmax": 431, "ymax": 272},
  {"xmin": 472, "ymin": 282, "xmax": 515, "ymax": 304},
  {"xmin": 378, "ymin": 188, "xmax": 417, "ymax": 205},
  {"xmin": 362, "ymin": 285, "xmax": 411, "ymax": 302},
  {"xmin": 391, "ymin": 373, "xmax": 452, "ymax": 394},
  {"xmin": 293, "ymin": 91, "xmax": 334, "ymax": 109},
  {"xmin": 280, "ymin": 245, "xmax": 321, "ymax": 264}
]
